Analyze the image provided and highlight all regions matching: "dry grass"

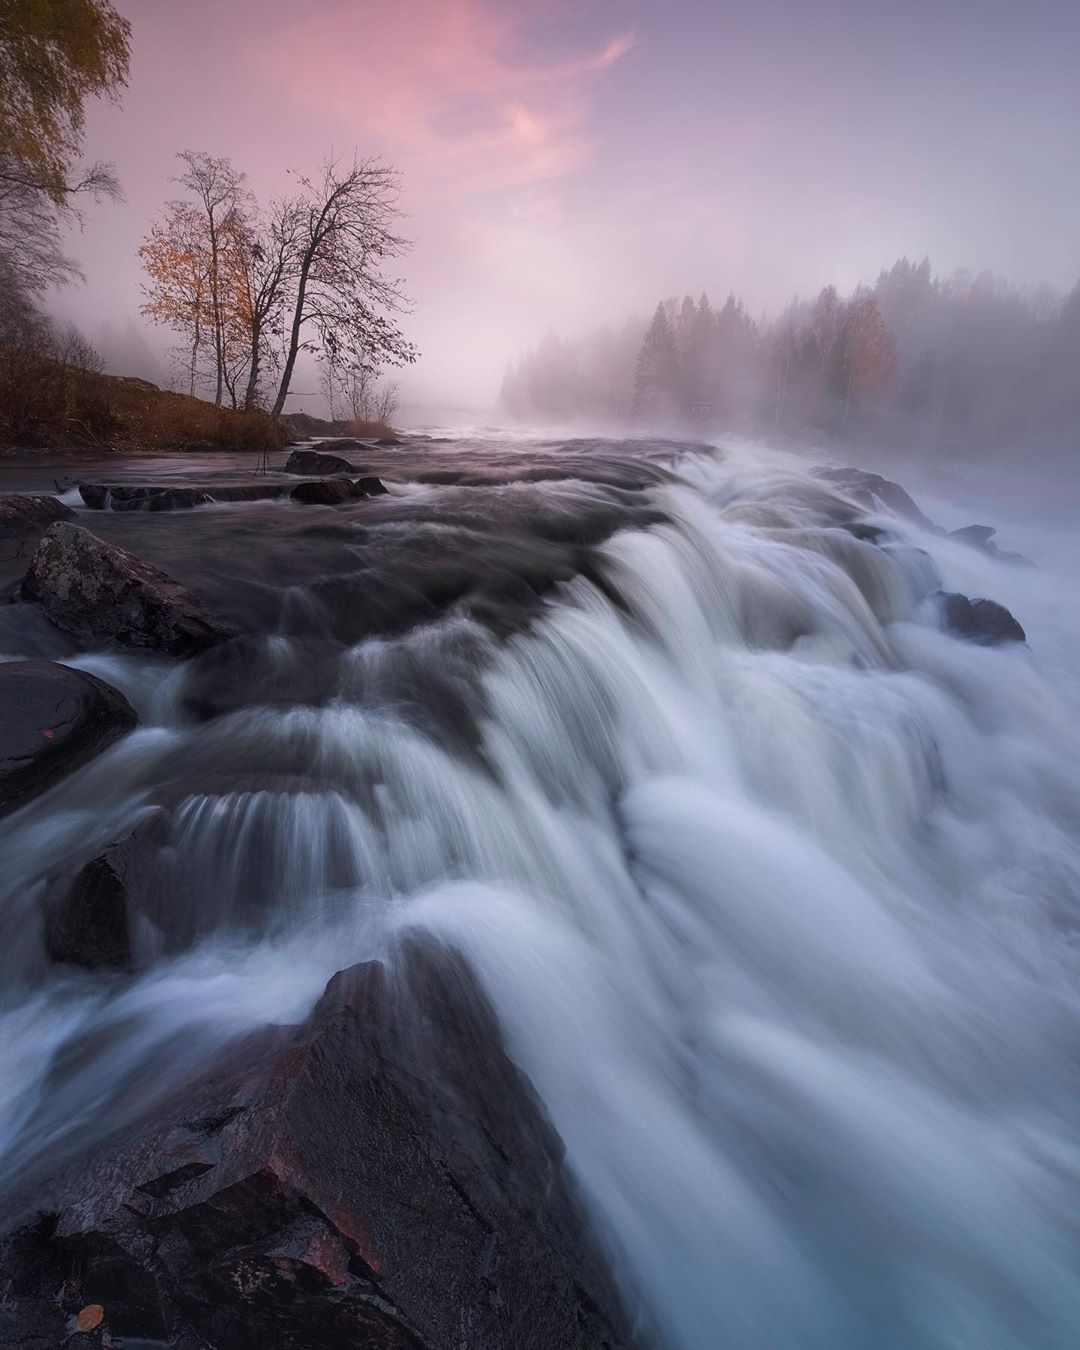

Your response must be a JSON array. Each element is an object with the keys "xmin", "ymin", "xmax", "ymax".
[{"xmin": 0, "ymin": 355, "xmax": 286, "ymax": 452}]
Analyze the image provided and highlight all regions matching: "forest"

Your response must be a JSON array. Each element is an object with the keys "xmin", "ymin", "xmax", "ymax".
[{"xmin": 501, "ymin": 259, "xmax": 1080, "ymax": 462}]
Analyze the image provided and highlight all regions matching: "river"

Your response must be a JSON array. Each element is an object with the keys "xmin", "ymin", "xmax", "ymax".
[{"xmin": 2, "ymin": 430, "xmax": 1079, "ymax": 1349}]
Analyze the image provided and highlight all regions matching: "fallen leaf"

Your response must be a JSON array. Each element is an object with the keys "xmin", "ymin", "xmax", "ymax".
[{"xmin": 76, "ymin": 1303, "xmax": 105, "ymax": 1331}]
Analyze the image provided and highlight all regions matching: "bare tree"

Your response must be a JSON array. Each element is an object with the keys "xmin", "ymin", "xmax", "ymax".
[
  {"xmin": 236, "ymin": 197, "xmax": 303, "ymax": 410},
  {"xmin": 271, "ymin": 155, "xmax": 416, "ymax": 417},
  {"xmin": 321, "ymin": 362, "xmax": 400, "ymax": 428}
]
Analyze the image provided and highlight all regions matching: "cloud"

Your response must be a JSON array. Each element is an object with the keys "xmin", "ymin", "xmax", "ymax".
[{"xmin": 260, "ymin": 1, "xmax": 636, "ymax": 193}]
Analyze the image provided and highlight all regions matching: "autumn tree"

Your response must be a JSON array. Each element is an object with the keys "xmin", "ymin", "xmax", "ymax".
[
  {"xmin": 0, "ymin": 0, "xmax": 130, "ymax": 200},
  {"xmin": 139, "ymin": 200, "xmax": 213, "ymax": 396},
  {"xmin": 270, "ymin": 155, "xmax": 416, "ymax": 417},
  {"xmin": 0, "ymin": 0, "xmax": 129, "ymax": 345},
  {"xmin": 174, "ymin": 152, "xmax": 248, "ymax": 405}
]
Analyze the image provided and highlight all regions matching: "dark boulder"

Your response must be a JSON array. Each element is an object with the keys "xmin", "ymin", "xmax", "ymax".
[
  {"xmin": 0, "ymin": 661, "xmax": 136, "ymax": 817},
  {"xmin": 0, "ymin": 943, "xmax": 636, "ymax": 1350},
  {"xmin": 354, "ymin": 474, "xmax": 388, "ymax": 497},
  {"xmin": 940, "ymin": 591, "xmax": 1026, "ymax": 646},
  {"xmin": 815, "ymin": 467, "xmax": 934, "ymax": 528},
  {"xmin": 283, "ymin": 448, "xmax": 358, "ymax": 476},
  {"xmin": 0, "ymin": 494, "xmax": 74, "ymax": 541},
  {"xmin": 21, "ymin": 522, "xmax": 236, "ymax": 658},
  {"xmin": 290, "ymin": 479, "xmax": 355, "ymax": 505},
  {"xmin": 291, "ymin": 477, "xmax": 387, "ymax": 505},
  {"xmin": 43, "ymin": 811, "xmax": 170, "ymax": 969}
]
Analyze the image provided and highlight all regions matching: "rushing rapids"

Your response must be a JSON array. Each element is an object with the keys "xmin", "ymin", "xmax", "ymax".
[{"xmin": 1, "ymin": 433, "xmax": 1079, "ymax": 1348}]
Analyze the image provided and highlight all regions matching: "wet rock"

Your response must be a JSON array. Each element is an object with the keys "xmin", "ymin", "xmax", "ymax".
[
  {"xmin": 375, "ymin": 434, "xmax": 403, "ymax": 446},
  {"xmin": 289, "ymin": 479, "xmax": 355, "ymax": 505},
  {"xmin": 0, "ymin": 493, "xmax": 74, "ymax": 541},
  {"xmin": 284, "ymin": 448, "xmax": 358, "ymax": 476},
  {"xmin": 354, "ymin": 474, "xmax": 389, "ymax": 497},
  {"xmin": 290, "ymin": 477, "xmax": 387, "ymax": 505},
  {"xmin": 21, "ymin": 522, "xmax": 237, "ymax": 658},
  {"xmin": 43, "ymin": 811, "xmax": 170, "ymax": 969},
  {"xmin": 79, "ymin": 483, "xmax": 213, "ymax": 511},
  {"xmin": 0, "ymin": 943, "xmax": 637, "ymax": 1350},
  {"xmin": 80, "ymin": 483, "xmax": 294, "ymax": 510},
  {"xmin": 0, "ymin": 661, "xmax": 136, "ymax": 817},
  {"xmin": 950, "ymin": 524, "xmax": 996, "ymax": 547},
  {"xmin": 815, "ymin": 467, "xmax": 934, "ymax": 528},
  {"xmin": 949, "ymin": 523, "xmax": 1032, "ymax": 566},
  {"xmin": 179, "ymin": 636, "xmax": 345, "ymax": 721},
  {"xmin": 940, "ymin": 592, "xmax": 1026, "ymax": 646}
]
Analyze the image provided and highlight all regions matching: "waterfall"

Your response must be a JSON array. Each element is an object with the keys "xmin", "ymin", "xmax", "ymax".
[{"xmin": 3, "ymin": 437, "xmax": 1079, "ymax": 1349}]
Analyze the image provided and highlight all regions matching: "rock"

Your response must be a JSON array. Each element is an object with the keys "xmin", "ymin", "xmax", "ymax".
[
  {"xmin": 949, "ymin": 523, "xmax": 1032, "ymax": 566},
  {"xmin": 940, "ymin": 592, "xmax": 1026, "ymax": 645},
  {"xmin": 354, "ymin": 475, "xmax": 388, "ymax": 497},
  {"xmin": 0, "ymin": 494, "xmax": 74, "ymax": 541},
  {"xmin": 0, "ymin": 943, "xmax": 636, "ymax": 1350},
  {"xmin": 43, "ymin": 811, "xmax": 170, "ymax": 969},
  {"xmin": 290, "ymin": 479, "xmax": 356, "ymax": 505},
  {"xmin": 283, "ymin": 448, "xmax": 357, "ymax": 476},
  {"xmin": 79, "ymin": 484, "xmax": 212, "ymax": 511},
  {"xmin": 375, "ymin": 434, "xmax": 403, "ymax": 446},
  {"xmin": 80, "ymin": 482, "xmax": 292, "ymax": 510},
  {"xmin": 950, "ymin": 524, "xmax": 996, "ymax": 546},
  {"xmin": 315, "ymin": 438, "xmax": 370, "ymax": 454},
  {"xmin": 0, "ymin": 661, "xmax": 136, "ymax": 817},
  {"xmin": 290, "ymin": 477, "xmax": 388, "ymax": 505},
  {"xmin": 21, "ymin": 523, "xmax": 237, "ymax": 658},
  {"xmin": 815, "ymin": 467, "xmax": 934, "ymax": 528}
]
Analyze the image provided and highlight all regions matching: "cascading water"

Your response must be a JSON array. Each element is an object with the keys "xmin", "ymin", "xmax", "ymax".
[{"xmin": 2, "ymin": 435, "xmax": 1079, "ymax": 1349}]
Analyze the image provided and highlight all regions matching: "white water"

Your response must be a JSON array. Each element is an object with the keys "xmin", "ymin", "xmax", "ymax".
[{"xmin": 3, "ymin": 439, "xmax": 1080, "ymax": 1348}]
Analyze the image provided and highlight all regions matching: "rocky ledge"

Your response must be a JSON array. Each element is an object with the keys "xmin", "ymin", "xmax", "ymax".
[{"xmin": 0, "ymin": 942, "xmax": 638, "ymax": 1350}]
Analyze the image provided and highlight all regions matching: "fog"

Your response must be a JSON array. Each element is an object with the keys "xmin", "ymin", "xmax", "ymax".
[{"xmin": 46, "ymin": 0, "xmax": 1080, "ymax": 422}]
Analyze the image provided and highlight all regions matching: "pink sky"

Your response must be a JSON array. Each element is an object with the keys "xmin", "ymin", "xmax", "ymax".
[{"xmin": 54, "ymin": 0, "xmax": 1080, "ymax": 412}]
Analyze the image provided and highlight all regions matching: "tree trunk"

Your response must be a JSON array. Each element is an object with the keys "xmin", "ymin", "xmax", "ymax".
[
  {"xmin": 243, "ymin": 320, "xmax": 262, "ymax": 411},
  {"xmin": 272, "ymin": 259, "xmax": 311, "ymax": 418}
]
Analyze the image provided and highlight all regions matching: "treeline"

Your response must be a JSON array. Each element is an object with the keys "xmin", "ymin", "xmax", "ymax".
[{"xmin": 501, "ymin": 259, "xmax": 1080, "ymax": 458}]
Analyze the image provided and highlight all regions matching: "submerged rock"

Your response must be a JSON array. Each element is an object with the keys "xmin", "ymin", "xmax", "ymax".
[
  {"xmin": 0, "ymin": 660, "xmax": 136, "ymax": 817},
  {"xmin": 940, "ymin": 591, "xmax": 1026, "ymax": 646},
  {"xmin": 80, "ymin": 482, "xmax": 293, "ymax": 510},
  {"xmin": 0, "ymin": 943, "xmax": 636, "ymax": 1350},
  {"xmin": 290, "ymin": 476, "xmax": 388, "ymax": 505},
  {"xmin": 0, "ymin": 494, "xmax": 74, "ymax": 541},
  {"xmin": 43, "ymin": 811, "xmax": 170, "ymax": 969},
  {"xmin": 284, "ymin": 448, "xmax": 359, "ymax": 475},
  {"xmin": 79, "ymin": 483, "xmax": 213, "ymax": 511},
  {"xmin": 21, "ymin": 522, "xmax": 236, "ymax": 657}
]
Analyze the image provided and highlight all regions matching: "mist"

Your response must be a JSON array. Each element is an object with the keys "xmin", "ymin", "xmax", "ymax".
[{"xmin": 44, "ymin": 0, "xmax": 1080, "ymax": 420}]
